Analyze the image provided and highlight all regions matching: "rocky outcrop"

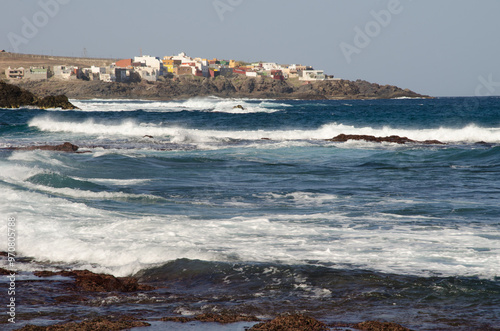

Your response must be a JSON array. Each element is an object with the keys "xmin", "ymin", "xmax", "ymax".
[
  {"xmin": 10, "ymin": 142, "xmax": 80, "ymax": 152},
  {"xmin": 17, "ymin": 315, "xmax": 150, "ymax": 331},
  {"xmin": 0, "ymin": 80, "xmax": 78, "ymax": 109},
  {"xmin": 250, "ymin": 314, "xmax": 330, "ymax": 331},
  {"xmin": 34, "ymin": 269, "xmax": 155, "ymax": 292},
  {"xmin": 10, "ymin": 76, "xmax": 430, "ymax": 101},
  {"xmin": 36, "ymin": 95, "xmax": 77, "ymax": 110},
  {"xmin": 353, "ymin": 321, "xmax": 412, "ymax": 331},
  {"xmin": 327, "ymin": 134, "xmax": 445, "ymax": 145},
  {"xmin": 161, "ymin": 313, "xmax": 260, "ymax": 324}
]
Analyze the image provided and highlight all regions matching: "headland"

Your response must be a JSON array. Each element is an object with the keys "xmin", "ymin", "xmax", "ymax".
[{"xmin": 1, "ymin": 52, "xmax": 430, "ymax": 101}]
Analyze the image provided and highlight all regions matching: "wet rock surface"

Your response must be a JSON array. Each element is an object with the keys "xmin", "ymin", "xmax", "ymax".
[
  {"xmin": 15, "ymin": 315, "xmax": 150, "ymax": 331},
  {"xmin": 328, "ymin": 134, "xmax": 445, "ymax": 145},
  {"xmin": 9, "ymin": 142, "xmax": 80, "ymax": 152},
  {"xmin": 161, "ymin": 312, "xmax": 260, "ymax": 324},
  {"xmin": 33, "ymin": 270, "xmax": 155, "ymax": 292},
  {"xmin": 250, "ymin": 314, "xmax": 330, "ymax": 331}
]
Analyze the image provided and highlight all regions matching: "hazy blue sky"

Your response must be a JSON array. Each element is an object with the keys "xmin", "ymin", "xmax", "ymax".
[{"xmin": 2, "ymin": 0, "xmax": 499, "ymax": 97}]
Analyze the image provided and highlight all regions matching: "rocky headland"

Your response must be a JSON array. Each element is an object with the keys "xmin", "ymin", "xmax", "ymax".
[
  {"xmin": 9, "ymin": 76, "xmax": 429, "ymax": 101},
  {"xmin": 0, "ymin": 81, "xmax": 77, "ymax": 109}
]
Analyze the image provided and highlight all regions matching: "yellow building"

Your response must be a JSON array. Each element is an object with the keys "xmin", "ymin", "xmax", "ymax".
[{"xmin": 162, "ymin": 59, "xmax": 182, "ymax": 73}]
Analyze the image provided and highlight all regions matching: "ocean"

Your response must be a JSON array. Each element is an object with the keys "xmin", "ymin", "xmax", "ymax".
[{"xmin": 1, "ymin": 96, "xmax": 499, "ymax": 330}]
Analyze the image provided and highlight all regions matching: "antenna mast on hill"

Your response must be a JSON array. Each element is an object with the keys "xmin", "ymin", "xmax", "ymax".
[
  {"xmin": 83, "ymin": 48, "xmax": 88, "ymax": 58},
  {"xmin": 140, "ymin": 48, "xmax": 143, "ymax": 57}
]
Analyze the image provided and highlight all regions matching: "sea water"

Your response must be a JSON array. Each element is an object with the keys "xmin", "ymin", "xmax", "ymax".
[{"xmin": 0, "ymin": 97, "xmax": 499, "ymax": 330}]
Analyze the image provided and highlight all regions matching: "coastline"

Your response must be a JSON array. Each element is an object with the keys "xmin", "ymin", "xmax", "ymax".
[
  {"xmin": 6, "ymin": 76, "xmax": 430, "ymax": 101},
  {"xmin": 0, "ymin": 264, "xmax": 412, "ymax": 331}
]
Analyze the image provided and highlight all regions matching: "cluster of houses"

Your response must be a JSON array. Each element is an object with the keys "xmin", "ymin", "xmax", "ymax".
[{"xmin": 4, "ymin": 52, "xmax": 338, "ymax": 83}]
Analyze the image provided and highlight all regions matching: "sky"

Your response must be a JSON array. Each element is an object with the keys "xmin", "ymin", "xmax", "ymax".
[{"xmin": 1, "ymin": 0, "xmax": 500, "ymax": 97}]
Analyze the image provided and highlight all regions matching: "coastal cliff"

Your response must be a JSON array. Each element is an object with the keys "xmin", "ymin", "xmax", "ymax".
[
  {"xmin": 0, "ymin": 80, "xmax": 77, "ymax": 109},
  {"xmin": 10, "ymin": 76, "xmax": 428, "ymax": 101}
]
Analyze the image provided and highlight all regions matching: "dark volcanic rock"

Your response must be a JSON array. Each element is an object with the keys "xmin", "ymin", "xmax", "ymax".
[
  {"xmin": 34, "ymin": 270, "xmax": 155, "ymax": 292},
  {"xmin": 0, "ymin": 267, "xmax": 13, "ymax": 275},
  {"xmin": 353, "ymin": 320, "xmax": 412, "ymax": 331},
  {"xmin": 161, "ymin": 313, "xmax": 260, "ymax": 324},
  {"xmin": 0, "ymin": 80, "xmax": 77, "ymax": 109},
  {"xmin": 249, "ymin": 314, "xmax": 330, "ymax": 331},
  {"xmin": 0, "ymin": 80, "xmax": 36, "ymax": 108},
  {"xmin": 328, "ymin": 134, "xmax": 445, "ymax": 145},
  {"xmin": 12, "ymin": 142, "xmax": 80, "ymax": 152},
  {"xmin": 36, "ymin": 94, "xmax": 77, "ymax": 109},
  {"xmin": 11, "ymin": 76, "xmax": 430, "ymax": 100},
  {"xmin": 16, "ymin": 315, "xmax": 150, "ymax": 331}
]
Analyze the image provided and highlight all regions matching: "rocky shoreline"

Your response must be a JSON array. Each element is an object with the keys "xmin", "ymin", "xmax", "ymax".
[
  {"xmin": 8, "ymin": 76, "xmax": 430, "ymax": 101},
  {"xmin": 0, "ymin": 265, "xmax": 413, "ymax": 331},
  {"xmin": 0, "ymin": 81, "xmax": 77, "ymax": 109}
]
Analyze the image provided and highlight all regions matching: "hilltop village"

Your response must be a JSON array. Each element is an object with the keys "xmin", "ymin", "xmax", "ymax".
[
  {"xmin": 4, "ymin": 51, "xmax": 337, "ymax": 83},
  {"xmin": 0, "ymin": 51, "xmax": 428, "ymax": 100}
]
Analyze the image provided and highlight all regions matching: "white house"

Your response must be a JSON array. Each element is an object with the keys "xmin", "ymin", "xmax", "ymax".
[
  {"xmin": 134, "ymin": 66, "xmax": 158, "ymax": 82},
  {"xmin": 53, "ymin": 65, "xmax": 78, "ymax": 80},
  {"xmin": 299, "ymin": 70, "xmax": 326, "ymax": 81},
  {"xmin": 134, "ymin": 55, "xmax": 163, "ymax": 75},
  {"xmin": 170, "ymin": 52, "xmax": 193, "ymax": 64},
  {"xmin": 261, "ymin": 62, "xmax": 280, "ymax": 71}
]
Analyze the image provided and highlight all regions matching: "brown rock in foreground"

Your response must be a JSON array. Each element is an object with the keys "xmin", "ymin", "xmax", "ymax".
[
  {"xmin": 34, "ymin": 269, "xmax": 155, "ymax": 292},
  {"xmin": 161, "ymin": 312, "xmax": 260, "ymax": 324},
  {"xmin": 16, "ymin": 315, "xmax": 150, "ymax": 331},
  {"xmin": 250, "ymin": 314, "xmax": 330, "ymax": 331},
  {"xmin": 328, "ymin": 134, "xmax": 445, "ymax": 145},
  {"xmin": 0, "ymin": 267, "xmax": 13, "ymax": 275},
  {"xmin": 353, "ymin": 320, "xmax": 412, "ymax": 331},
  {"xmin": 11, "ymin": 142, "xmax": 80, "ymax": 152}
]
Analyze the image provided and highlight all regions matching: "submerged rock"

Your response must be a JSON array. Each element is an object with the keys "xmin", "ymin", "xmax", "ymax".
[
  {"xmin": 17, "ymin": 315, "xmax": 150, "ymax": 330},
  {"xmin": 34, "ymin": 269, "xmax": 155, "ymax": 292},
  {"xmin": 161, "ymin": 313, "xmax": 260, "ymax": 324},
  {"xmin": 11, "ymin": 142, "xmax": 80, "ymax": 152},
  {"xmin": 327, "ymin": 134, "xmax": 445, "ymax": 145},
  {"xmin": 353, "ymin": 320, "xmax": 412, "ymax": 331},
  {"xmin": 250, "ymin": 314, "xmax": 330, "ymax": 331}
]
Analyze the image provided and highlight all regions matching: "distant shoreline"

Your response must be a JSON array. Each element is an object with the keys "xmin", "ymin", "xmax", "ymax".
[
  {"xmin": 1, "ymin": 52, "xmax": 430, "ymax": 101},
  {"xmin": 7, "ymin": 77, "xmax": 431, "ymax": 102}
]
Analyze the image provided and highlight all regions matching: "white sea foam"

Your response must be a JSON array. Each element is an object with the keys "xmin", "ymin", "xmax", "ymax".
[
  {"xmin": 1, "ymin": 180, "xmax": 499, "ymax": 279},
  {"xmin": 78, "ymin": 177, "xmax": 152, "ymax": 186},
  {"xmin": 8, "ymin": 150, "xmax": 72, "ymax": 168},
  {"xmin": 68, "ymin": 97, "xmax": 285, "ymax": 114},
  {"xmin": 1, "ymin": 154, "xmax": 499, "ymax": 279},
  {"xmin": 29, "ymin": 116, "xmax": 500, "ymax": 144}
]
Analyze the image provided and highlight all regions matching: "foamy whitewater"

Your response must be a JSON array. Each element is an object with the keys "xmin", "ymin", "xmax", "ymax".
[{"xmin": 1, "ymin": 97, "xmax": 500, "ymax": 329}]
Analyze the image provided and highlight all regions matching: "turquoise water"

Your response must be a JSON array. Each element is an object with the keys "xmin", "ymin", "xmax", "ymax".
[{"xmin": 1, "ymin": 97, "xmax": 499, "ymax": 329}]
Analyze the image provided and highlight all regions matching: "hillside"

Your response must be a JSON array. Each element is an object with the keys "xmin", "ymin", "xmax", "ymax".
[
  {"xmin": 1, "ymin": 52, "xmax": 429, "ymax": 100},
  {"xmin": 0, "ymin": 52, "xmax": 116, "ymax": 78},
  {"xmin": 10, "ymin": 76, "xmax": 429, "ymax": 101}
]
